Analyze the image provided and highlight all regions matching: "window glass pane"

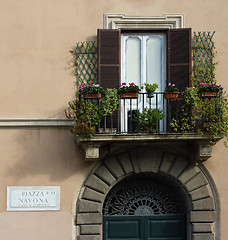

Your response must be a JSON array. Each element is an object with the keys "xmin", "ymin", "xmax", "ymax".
[
  {"xmin": 126, "ymin": 37, "xmax": 141, "ymax": 87},
  {"xmin": 146, "ymin": 36, "xmax": 162, "ymax": 90}
]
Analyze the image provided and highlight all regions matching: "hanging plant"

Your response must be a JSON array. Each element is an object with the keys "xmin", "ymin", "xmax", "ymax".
[
  {"xmin": 119, "ymin": 82, "xmax": 140, "ymax": 99},
  {"xmin": 199, "ymin": 82, "xmax": 223, "ymax": 97},
  {"xmin": 101, "ymin": 88, "xmax": 119, "ymax": 116},
  {"xmin": 66, "ymin": 99, "xmax": 102, "ymax": 138},
  {"xmin": 164, "ymin": 83, "xmax": 179, "ymax": 100},
  {"xmin": 142, "ymin": 83, "xmax": 159, "ymax": 98}
]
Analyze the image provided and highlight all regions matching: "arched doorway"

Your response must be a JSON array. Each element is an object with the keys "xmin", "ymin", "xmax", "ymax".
[
  {"xmin": 75, "ymin": 148, "xmax": 219, "ymax": 240},
  {"xmin": 103, "ymin": 173, "xmax": 188, "ymax": 240}
]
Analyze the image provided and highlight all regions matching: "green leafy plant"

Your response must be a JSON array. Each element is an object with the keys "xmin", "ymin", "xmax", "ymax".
[
  {"xmin": 197, "ymin": 94, "xmax": 228, "ymax": 145},
  {"xmin": 118, "ymin": 82, "xmax": 140, "ymax": 93},
  {"xmin": 169, "ymin": 87, "xmax": 199, "ymax": 133},
  {"xmin": 142, "ymin": 83, "xmax": 159, "ymax": 92},
  {"xmin": 66, "ymin": 99, "xmax": 102, "ymax": 138},
  {"xmin": 169, "ymin": 114, "xmax": 194, "ymax": 133},
  {"xmin": 134, "ymin": 109, "xmax": 165, "ymax": 133},
  {"xmin": 181, "ymin": 87, "xmax": 200, "ymax": 108},
  {"xmin": 101, "ymin": 88, "xmax": 119, "ymax": 116},
  {"xmin": 169, "ymin": 118, "xmax": 179, "ymax": 133},
  {"xmin": 170, "ymin": 86, "xmax": 228, "ymax": 145},
  {"xmin": 165, "ymin": 83, "xmax": 179, "ymax": 92}
]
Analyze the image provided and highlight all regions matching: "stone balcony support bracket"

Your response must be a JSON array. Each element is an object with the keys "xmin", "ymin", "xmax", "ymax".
[{"xmin": 80, "ymin": 143, "xmax": 102, "ymax": 161}]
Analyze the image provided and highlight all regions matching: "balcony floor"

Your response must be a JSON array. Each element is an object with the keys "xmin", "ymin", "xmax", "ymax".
[{"xmin": 77, "ymin": 132, "xmax": 210, "ymax": 143}]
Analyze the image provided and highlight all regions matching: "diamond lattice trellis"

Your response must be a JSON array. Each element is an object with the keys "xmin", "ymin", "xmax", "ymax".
[
  {"xmin": 192, "ymin": 31, "xmax": 216, "ymax": 84},
  {"xmin": 73, "ymin": 41, "xmax": 97, "ymax": 89}
]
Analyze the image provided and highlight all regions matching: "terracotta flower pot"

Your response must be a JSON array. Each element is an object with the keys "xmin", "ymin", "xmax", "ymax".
[
  {"xmin": 120, "ymin": 92, "xmax": 139, "ymax": 99},
  {"xmin": 83, "ymin": 92, "xmax": 102, "ymax": 99},
  {"xmin": 200, "ymin": 91, "xmax": 220, "ymax": 98},
  {"xmin": 164, "ymin": 92, "xmax": 179, "ymax": 100}
]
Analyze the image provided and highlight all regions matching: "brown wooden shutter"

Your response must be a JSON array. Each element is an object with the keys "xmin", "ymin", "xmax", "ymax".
[
  {"xmin": 97, "ymin": 29, "xmax": 121, "ymax": 89},
  {"xmin": 168, "ymin": 28, "xmax": 192, "ymax": 92}
]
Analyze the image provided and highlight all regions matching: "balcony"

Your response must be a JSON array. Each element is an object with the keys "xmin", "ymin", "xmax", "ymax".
[{"xmin": 69, "ymin": 91, "xmax": 223, "ymax": 161}]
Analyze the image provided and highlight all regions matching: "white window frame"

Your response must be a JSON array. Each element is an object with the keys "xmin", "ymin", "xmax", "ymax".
[{"xmin": 121, "ymin": 33, "xmax": 167, "ymax": 132}]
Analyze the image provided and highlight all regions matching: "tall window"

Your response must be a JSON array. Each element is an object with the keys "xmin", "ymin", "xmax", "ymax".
[
  {"xmin": 121, "ymin": 33, "xmax": 167, "ymax": 131},
  {"xmin": 121, "ymin": 33, "xmax": 166, "ymax": 93}
]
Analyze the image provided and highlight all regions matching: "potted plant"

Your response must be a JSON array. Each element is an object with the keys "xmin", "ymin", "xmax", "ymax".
[
  {"xmin": 118, "ymin": 82, "xmax": 140, "ymax": 99},
  {"xmin": 80, "ymin": 83, "xmax": 104, "ymax": 99},
  {"xmin": 199, "ymin": 82, "xmax": 223, "ymax": 97},
  {"xmin": 142, "ymin": 83, "xmax": 159, "ymax": 98},
  {"xmin": 133, "ymin": 108, "xmax": 165, "ymax": 133},
  {"xmin": 164, "ymin": 83, "xmax": 180, "ymax": 100}
]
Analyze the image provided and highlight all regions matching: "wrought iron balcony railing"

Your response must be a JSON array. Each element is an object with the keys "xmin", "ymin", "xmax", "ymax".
[{"xmin": 81, "ymin": 92, "xmax": 222, "ymax": 135}]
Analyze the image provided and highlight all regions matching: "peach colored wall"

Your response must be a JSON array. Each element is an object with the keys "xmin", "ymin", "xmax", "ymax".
[
  {"xmin": 0, "ymin": 0, "xmax": 227, "ymax": 117},
  {"xmin": 0, "ymin": 129, "xmax": 89, "ymax": 212},
  {"xmin": 0, "ymin": 129, "xmax": 90, "ymax": 239},
  {"xmin": 0, "ymin": 0, "xmax": 228, "ymax": 239},
  {"xmin": 0, "ymin": 212, "xmax": 73, "ymax": 240}
]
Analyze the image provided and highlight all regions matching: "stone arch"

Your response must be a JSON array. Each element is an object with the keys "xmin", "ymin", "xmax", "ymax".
[{"xmin": 76, "ymin": 148, "xmax": 220, "ymax": 240}]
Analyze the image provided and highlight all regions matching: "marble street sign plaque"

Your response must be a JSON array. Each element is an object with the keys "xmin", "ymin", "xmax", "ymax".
[{"xmin": 7, "ymin": 186, "xmax": 60, "ymax": 211}]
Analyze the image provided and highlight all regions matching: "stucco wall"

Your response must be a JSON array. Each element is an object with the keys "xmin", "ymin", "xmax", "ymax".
[
  {"xmin": 0, "ymin": 128, "xmax": 91, "ymax": 239},
  {"xmin": 0, "ymin": 0, "xmax": 227, "ymax": 239},
  {"xmin": 0, "ymin": 0, "xmax": 227, "ymax": 117}
]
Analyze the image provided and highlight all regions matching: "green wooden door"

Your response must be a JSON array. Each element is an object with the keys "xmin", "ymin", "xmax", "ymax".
[{"xmin": 103, "ymin": 215, "xmax": 186, "ymax": 240}]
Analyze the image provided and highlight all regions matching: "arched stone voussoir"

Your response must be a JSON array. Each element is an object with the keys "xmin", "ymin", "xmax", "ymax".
[
  {"xmin": 185, "ymin": 171, "xmax": 209, "ymax": 192},
  {"xmin": 103, "ymin": 156, "xmax": 125, "ymax": 179},
  {"xmin": 137, "ymin": 148, "xmax": 163, "ymax": 173},
  {"xmin": 78, "ymin": 199, "xmax": 101, "ymax": 213},
  {"xmin": 159, "ymin": 152, "xmax": 176, "ymax": 174},
  {"xmin": 192, "ymin": 197, "xmax": 215, "ymax": 211},
  {"xmin": 117, "ymin": 152, "xmax": 134, "ymax": 174},
  {"xmin": 85, "ymin": 174, "xmax": 110, "ymax": 194},
  {"xmin": 189, "ymin": 184, "xmax": 214, "ymax": 202},
  {"xmin": 81, "ymin": 186, "xmax": 105, "ymax": 203},
  {"xmin": 128, "ymin": 149, "xmax": 140, "ymax": 173},
  {"xmin": 94, "ymin": 164, "xmax": 116, "ymax": 186},
  {"xmin": 178, "ymin": 165, "xmax": 200, "ymax": 185},
  {"xmin": 169, "ymin": 156, "xmax": 189, "ymax": 178}
]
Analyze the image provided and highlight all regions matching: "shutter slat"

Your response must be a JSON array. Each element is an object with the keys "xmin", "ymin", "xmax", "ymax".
[{"xmin": 97, "ymin": 29, "xmax": 121, "ymax": 89}]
